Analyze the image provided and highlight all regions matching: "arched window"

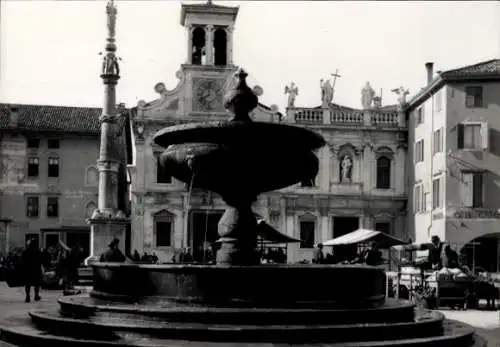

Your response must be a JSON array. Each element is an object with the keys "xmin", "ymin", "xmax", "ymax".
[
  {"xmin": 376, "ymin": 156, "xmax": 391, "ymax": 189},
  {"xmin": 192, "ymin": 27, "xmax": 206, "ymax": 65},
  {"xmin": 213, "ymin": 28, "xmax": 227, "ymax": 66}
]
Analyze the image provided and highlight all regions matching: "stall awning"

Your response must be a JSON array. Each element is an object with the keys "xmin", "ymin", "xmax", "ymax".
[
  {"xmin": 323, "ymin": 228, "xmax": 407, "ymax": 248},
  {"xmin": 255, "ymin": 218, "xmax": 301, "ymax": 244}
]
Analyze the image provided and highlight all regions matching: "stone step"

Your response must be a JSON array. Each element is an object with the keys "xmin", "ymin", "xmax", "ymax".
[
  {"xmin": 58, "ymin": 294, "xmax": 416, "ymax": 325},
  {"xmin": 29, "ymin": 309, "xmax": 445, "ymax": 343},
  {"xmin": 0, "ymin": 315, "xmax": 485, "ymax": 347}
]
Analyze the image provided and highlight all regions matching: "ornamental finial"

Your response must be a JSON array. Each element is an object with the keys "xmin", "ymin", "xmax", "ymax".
[{"xmin": 106, "ymin": 0, "xmax": 118, "ymax": 40}]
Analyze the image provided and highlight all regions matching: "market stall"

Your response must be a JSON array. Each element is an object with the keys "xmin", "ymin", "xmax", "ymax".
[{"xmin": 256, "ymin": 218, "xmax": 301, "ymax": 263}]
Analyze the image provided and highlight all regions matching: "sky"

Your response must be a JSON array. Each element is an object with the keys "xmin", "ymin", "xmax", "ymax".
[{"xmin": 0, "ymin": 0, "xmax": 499, "ymax": 112}]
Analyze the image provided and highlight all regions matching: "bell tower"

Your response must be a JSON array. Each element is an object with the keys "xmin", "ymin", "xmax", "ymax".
[
  {"xmin": 181, "ymin": 1, "xmax": 238, "ymax": 67},
  {"xmin": 179, "ymin": 1, "xmax": 239, "ymax": 115}
]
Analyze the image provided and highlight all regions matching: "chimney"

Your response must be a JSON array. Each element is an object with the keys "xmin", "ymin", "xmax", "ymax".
[
  {"xmin": 8, "ymin": 105, "xmax": 19, "ymax": 127},
  {"xmin": 425, "ymin": 62, "xmax": 434, "ymax": 85}
]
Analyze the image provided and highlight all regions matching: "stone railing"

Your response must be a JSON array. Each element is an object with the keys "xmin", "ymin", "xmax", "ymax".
[
  {"xmin": 286, "ymin": 107, "xmax": 405, "ymax": 128},
  {"xmin": 293, "ymin": 108, "xmax": 323, "ymax": 124},
  {"xmin": 371, "ymin": 111, "xmax": 399, "ymax": 127},
  {"xmin": 330, "ymin": 111, "xmax": 363, "ymax": 125}
]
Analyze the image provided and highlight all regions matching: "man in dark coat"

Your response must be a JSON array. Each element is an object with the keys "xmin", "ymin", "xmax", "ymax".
[
  {"xmin": 100, "ymin": 238, "xmax": 126, "ymax": 262},
  {"xmin": 313, "ymin": 243, "xmax": 325, "ymax": 264},
  {"xmin": 22, "ymin": 238, "xmax": 43, "ymax": 303},
  {"xmin": 427, "ymin": 235, "xmax": 443, "ymax": 270}
]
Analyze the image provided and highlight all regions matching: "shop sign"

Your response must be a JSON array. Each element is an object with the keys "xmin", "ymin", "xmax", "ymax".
[{"xmin": 452, "ymin": 210, "xmax": 500, "ymax": 219}]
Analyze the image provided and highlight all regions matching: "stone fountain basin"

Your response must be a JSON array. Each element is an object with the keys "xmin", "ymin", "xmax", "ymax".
[
  {"xmin": 159, "ymin": 143, "xmax": 319, "ymax": 195},
  {"xmin": 90, "ymin": 263, "xmax": 386, "ymax": 308},
  {"xmin": 153, "ymin": 121, "xmax": 325, "ymax": 150},
  {"xmin": 154, "ymin": 121, "xmax": 325, "ymax": 195}
]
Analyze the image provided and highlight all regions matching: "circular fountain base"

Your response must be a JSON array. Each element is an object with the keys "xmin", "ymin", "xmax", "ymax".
[{"xmin": 0, "ymin": 264, "xmax": 488, "ymax": 347}]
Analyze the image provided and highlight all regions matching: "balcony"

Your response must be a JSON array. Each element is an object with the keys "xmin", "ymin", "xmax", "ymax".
[{"xmin": 287, "ymin": 108, "xmax": 404, "ymax": 128}]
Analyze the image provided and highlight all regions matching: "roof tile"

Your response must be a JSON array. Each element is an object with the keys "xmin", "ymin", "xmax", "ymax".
[
  {"xmin": 441, "ymin": 59, "xmax": 500, "ymax": 78},
  {"xmin": 0, "ymin": 103, "xmax": 103, "ymax": 134}
]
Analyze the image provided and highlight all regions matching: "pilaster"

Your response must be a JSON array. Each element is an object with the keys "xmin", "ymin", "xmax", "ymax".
[
  {"xmin": 206, "ymin": 24, "xmax": 214, "ymax": 65},
  {"xmin": 187, "ymin": 24, "xmax": 194, "ymax": 64},
  {"xmin": 226, "ymin": 25, "xmax": 234, "ymax": 66}
]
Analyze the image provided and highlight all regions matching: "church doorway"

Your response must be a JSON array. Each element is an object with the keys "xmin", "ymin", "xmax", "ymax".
[
  {"xmin": 332, "ymin": 216, "xmax": 360, "ymax": 261},
  {"xmin": 189, "ymin": 210, "xmax": 224, "ymax": 261}
]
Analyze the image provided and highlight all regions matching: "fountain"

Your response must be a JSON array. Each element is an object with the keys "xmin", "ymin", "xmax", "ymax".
[{"xmin": 0, "ymin": 70, "xmax": 486, "ymax": 347}]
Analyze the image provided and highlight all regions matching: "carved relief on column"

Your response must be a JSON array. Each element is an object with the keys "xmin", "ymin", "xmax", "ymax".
[
  {"xmin": 206, "ymin": 24, "xmax": 214, "ymax": 65},
  {"xmin": 225, "ymin": 25, "xmax": 234, "ymax": 65}
]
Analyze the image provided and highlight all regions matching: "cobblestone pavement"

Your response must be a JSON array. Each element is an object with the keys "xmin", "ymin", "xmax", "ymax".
[{"xmin": 0, "ymin": 282, "xmax": 498, "ymax": 345}]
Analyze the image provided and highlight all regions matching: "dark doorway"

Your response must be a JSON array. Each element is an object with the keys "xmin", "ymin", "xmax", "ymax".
[
  {"xmin": 67, "ymin": 232, "xmax": 90, "ymax": 258},
  {"xmin": 45, "ymin": 233, "xmax": 60, "ymax": 248},
  {"xmin": 332, "ymin": 217, "xmax": 359, "ymax": 262},
  {"xmin": 461, "ymin": 236, "xmax": 500, "ymax": 273},
  {"xmin": 192, "ymin": 27, "xmax": 206, "ymax": 65},
  {"xmin": 189, "ymin": 210, "xmax": 224, "ymax": 261}
]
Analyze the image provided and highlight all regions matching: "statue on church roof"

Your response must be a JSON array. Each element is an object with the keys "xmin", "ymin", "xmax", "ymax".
[
  {"xmin": 361, "ymin": 81, "xmax": 375, "ymax": 109},
  {"xmin": 284, "ymin": 82, "xmax": 299, "ymax": 107},
  {"xmin": 391, "ymin": 86, "xmax": 410, "ymax": 110},
  {"xmin": 106, "ymin": 0, "xmax": 117, "ymax": 39},
  {"xmin": 320, "ymin": 79, "xmax": 333, "ymax": 108}
]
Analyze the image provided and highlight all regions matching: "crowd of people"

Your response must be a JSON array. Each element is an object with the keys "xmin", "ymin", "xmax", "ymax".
[{"xmin": 312, "ymin": 242, "xmax": 384, "ymax": 266}]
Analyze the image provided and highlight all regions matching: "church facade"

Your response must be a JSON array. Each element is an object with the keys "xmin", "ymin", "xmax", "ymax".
[{"xmin": 128, "ymin": 2, "xmax": 409, "ymax": 263}]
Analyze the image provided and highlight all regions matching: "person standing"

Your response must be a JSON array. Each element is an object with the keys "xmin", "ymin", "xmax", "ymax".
[
  {"xmin": 313, "ymin": 243, "xmax": 325, "ymax": 264},
  {"xmin": 428, "ymin": 236, "xmax": 443, "ymax": 270},
  {"xmin": 100, "ymin": 238, "xmax": 126, "ymax": 262},
  {"xmin": 22, "ymin": 238, "xmax": 44, "ymax": 303}
]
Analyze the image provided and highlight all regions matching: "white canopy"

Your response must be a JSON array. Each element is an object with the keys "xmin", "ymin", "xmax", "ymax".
[{"xmin": 323, "ymin": 228, "xmax": 407, "ymax": 248}]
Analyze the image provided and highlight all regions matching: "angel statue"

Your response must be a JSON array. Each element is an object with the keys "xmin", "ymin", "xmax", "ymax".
[
  {"xmin": 361, "ymin": 82, "xmax": 375, "ymax": 109},
  {"xmin": 284, "ymin": 82, "xmax": 299, "ymax": 107},
  {"xmin": 320, "ymin": 79, "xmax": 333, "ymax": 107},
  {"xmin": 106, "ymin": 0, "xmax": 118, "ymax": 39},
  {"xmin": 391, "ymin": 86, "xmax": 410, "ymax": 110}
]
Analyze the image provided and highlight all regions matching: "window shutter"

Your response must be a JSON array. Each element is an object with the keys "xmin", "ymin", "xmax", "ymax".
[
  {"xmin": 480, "ymin": 122, "xmax": 489, "ymax": 150},
  {"xmin": 457, "ymin": 123, "xmax": 464, "ymax": 149},
  {"xmin": 473, "ymin": 173, "xmax": 483, "ymax": 208}
]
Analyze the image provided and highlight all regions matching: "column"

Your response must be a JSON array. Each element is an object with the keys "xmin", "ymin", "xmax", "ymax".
[
  {"xmin": 226, "ymin": 25, "xmax": 234, "ymax": 66},
  {"xmin": 206, "ymin": 24, "xmax": 214, "ymax": 65}
]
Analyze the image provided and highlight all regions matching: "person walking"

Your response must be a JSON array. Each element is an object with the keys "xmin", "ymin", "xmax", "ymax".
[{"xmin": 22, "ymin": 238, "xmax": 44, "ymax": 303}]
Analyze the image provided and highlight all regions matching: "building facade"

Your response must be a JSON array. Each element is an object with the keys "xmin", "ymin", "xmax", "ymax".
[
  {"xmin": 407, "ymin": 59, "xmax": 500, "ymax": 272},
  {"xmin": 128, "ymin": 2, "xmax": 409, "ymax": 263},
  {"xmin": 0, "ymin": 103, "xmax": 131, "ymax": 257}
]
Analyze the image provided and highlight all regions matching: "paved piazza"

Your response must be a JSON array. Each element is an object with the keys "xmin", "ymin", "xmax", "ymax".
[{"xmin": 0, "ymin": 282, "xmax": 498, "ymax": 345}]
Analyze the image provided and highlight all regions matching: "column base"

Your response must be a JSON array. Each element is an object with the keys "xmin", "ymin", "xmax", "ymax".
[{"xmin": 87, "ymin": 218, "xmax": 129, "ymax": 265}]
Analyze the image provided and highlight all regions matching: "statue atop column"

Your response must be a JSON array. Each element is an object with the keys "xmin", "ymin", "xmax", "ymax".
[
  {"xmin": 106, "ymin": 0, "xmax": 117, "ymax": 39},
  {"xmin": 102, "ymin": 53, "xmax": 120, "ymax": 76},
  {"xmin": 391, "ymin": 86, "xmax": 410, "ymax": 111},
  {"xmin": 284, "ymin": 82, "xmax": 299, "ymax": 107},
  {"xmin": 361, "ymin": 82, "xmax": 375, "ymax": 109},
  {"xmin": 320, "ymin": 79, "xmax": 333, "ymax": 107}
]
